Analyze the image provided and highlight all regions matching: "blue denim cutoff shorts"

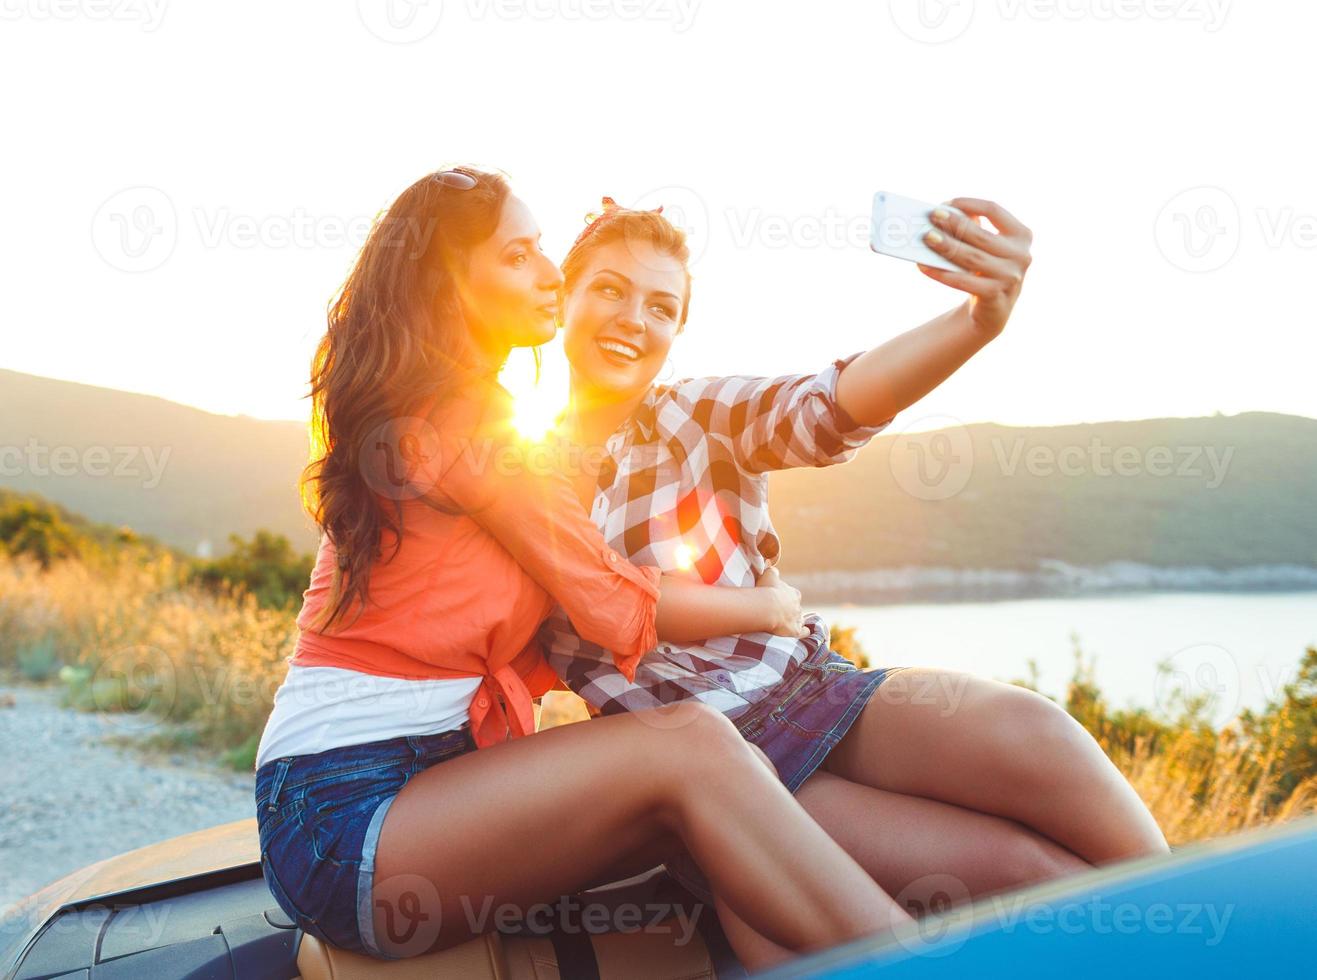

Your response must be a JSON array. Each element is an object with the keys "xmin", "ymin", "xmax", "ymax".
[
  {"xmin": 255, "ymin": 725, "xmax": 477, "ymax": 958},
  {"xmin": 665, "ymin": 645, "xmax": 904, "ymax": 900}
]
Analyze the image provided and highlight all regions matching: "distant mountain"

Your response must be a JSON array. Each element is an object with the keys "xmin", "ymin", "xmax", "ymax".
[
  {"xmin": 769, "ymin": 412, "xmax": 1317, "ymax": 600},
  {"xmin": 5, "ymin": 370, "xmax": 1316, "ymax": 597},
  {"xmin": 1, "ymin": 369, "xmax": 317, "ymax": 555}
]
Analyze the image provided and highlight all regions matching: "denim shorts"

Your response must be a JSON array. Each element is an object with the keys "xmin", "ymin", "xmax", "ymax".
[
  {"xmin": 254, "ymin": 725, "xmax": 477, "ymax": 958},
  {"xmin": 665, "ymin": 645, "xmax": 903, "ymax": 900}
]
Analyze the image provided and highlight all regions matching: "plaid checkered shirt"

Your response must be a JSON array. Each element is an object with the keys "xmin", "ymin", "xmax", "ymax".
[{"xmin": 537, "ymin": 352, "xmax": 893, "ymax": 719}]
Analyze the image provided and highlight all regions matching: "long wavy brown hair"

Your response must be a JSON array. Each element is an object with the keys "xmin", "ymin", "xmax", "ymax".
[{"xmin": 300, "ymin": 167, "xmax": 511, "ymax": 632}]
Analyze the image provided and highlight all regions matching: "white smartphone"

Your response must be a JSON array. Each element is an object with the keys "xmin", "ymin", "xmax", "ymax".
[{"xmin": 869, "ymin": 191, "xmax": 967, "ymax": 272}]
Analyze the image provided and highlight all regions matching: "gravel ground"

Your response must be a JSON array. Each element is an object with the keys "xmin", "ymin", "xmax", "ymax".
[{"xmin": 0, "ymin": 682, "xmax": 256, "ymax": 914}]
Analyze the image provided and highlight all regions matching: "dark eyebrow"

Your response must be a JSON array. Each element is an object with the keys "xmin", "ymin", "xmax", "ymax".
[
  {"xmin": 502, "ymin": 235, "xmax": 538, "ymax": 250},
  {"xmin": 594, "ymin": 267, "xmax": 681, "ymax": 304}
]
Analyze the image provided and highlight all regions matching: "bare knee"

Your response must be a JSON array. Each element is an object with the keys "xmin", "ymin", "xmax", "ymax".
[
  {"xmin": 635, "ymin": 703, "xmax": 771, "ymax": 816},
  {"xmin": 982, "ymin": 685, "xmax": 1097, "ymax": 781},
  {"xmin": 636, "ymin": 701, "xmax": 748, "ymax": 775}
]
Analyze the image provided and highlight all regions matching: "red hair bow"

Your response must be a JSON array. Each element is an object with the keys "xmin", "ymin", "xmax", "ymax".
[{"xmin": 571, "ymin": 196, "xmax": 664, "ymax": 250}]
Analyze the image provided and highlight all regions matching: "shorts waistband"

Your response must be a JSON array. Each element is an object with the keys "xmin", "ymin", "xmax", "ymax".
[{"xmin": 255, "ymin": 725, "xmax": 473, "ymax": 802}]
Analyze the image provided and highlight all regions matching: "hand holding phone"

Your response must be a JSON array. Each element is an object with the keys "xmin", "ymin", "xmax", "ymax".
[{"xmin": 869, "ymin": 191, "xmax": 968, "ymax": 272}]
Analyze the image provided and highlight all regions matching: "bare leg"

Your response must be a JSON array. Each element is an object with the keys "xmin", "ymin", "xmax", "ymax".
[
  {"xmin": 372, "ymin": 703, "xmax": 912, "ymax": 958},
  {"xmin": 712, "ymin": 768, "xmax": 1094, "ymax": 972},
  {"xmin": 824, "ymin": 668, "xmax": 1170, "ymax": 863}
]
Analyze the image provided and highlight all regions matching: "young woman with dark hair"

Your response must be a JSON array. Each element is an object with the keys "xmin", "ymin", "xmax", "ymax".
[{"xmin": 253, "ymin": 168, "xmax": 911, "ymax": 961}]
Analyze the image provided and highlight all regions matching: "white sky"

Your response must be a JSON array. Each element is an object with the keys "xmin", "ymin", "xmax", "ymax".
[{"xmin": 3, "ymin": 0, "xmax": 1314, "ymax": 429}]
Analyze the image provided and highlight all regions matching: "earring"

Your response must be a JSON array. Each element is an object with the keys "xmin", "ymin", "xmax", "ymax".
[{"xmin": 657, "ymin": 358, "xmax": 676, "ymax": 384}]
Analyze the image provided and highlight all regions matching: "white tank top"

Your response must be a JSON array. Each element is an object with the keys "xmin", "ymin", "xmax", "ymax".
[{"xmin": 254, "ymin": 663, "xmax": 481, "ymax": 770}]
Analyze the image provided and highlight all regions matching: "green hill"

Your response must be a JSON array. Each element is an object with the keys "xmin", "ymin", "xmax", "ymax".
[
  {"xmin": 3, "ymin": 370, "xmax": 1315, "ymax": 596},
  {"xmin": 0, "ymin": 369, "xmax": 316, "ymax": 555},
  {"xmin": 769, "ymin": 412, "xmax": 1317, "ymax": 598}
]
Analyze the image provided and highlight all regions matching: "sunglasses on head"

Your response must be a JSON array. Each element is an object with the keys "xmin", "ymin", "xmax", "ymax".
[{"xmin": 432, "ymin": 169, "xmax": 478, "ymax": 190}]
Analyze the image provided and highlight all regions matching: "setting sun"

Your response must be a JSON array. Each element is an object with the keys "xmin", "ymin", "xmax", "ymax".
[{"xmin": 502, "ymin": 345, "xmax": 570, "ymax": 441}]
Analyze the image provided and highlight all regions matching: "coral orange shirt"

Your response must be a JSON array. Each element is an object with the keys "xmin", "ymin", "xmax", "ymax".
[{"xmin": 292, "ymin": 383, "xmax": 660, "ymax": 748}]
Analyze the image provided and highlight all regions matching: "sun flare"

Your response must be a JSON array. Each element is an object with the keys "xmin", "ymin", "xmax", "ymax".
[{"xmin": 501, "ymin": 346, "xmax": 570, "ymax": 442}]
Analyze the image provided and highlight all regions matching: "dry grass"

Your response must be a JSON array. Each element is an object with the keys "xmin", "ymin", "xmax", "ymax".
[
  {"xmin": 0, "ymin": 553, "xmax": 297, "ymax": 763},
  {"xmin": 1109, "ymin": 713, "xmax": 1317, "ymax": 846},
  {"xmin": 4, "ymin": 552, "xmax": 1316, "ymax": 846}
]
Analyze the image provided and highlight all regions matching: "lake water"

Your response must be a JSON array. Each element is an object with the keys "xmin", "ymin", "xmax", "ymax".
[{"xmin": 812, "ymin": 591, "xmax": 1317, "ymax": 726}]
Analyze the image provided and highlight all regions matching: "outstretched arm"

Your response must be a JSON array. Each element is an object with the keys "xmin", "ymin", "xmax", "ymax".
[{"xmin": 836, "ymin": 197, "xmax": 1034, "ymax": 426}]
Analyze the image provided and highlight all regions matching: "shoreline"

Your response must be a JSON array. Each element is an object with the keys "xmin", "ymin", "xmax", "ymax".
[{"xmin": 792, "ymin": 562, "xmax": 1317, "ymax": 607}]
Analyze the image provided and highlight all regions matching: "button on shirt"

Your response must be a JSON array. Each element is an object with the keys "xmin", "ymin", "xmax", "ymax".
[{"xmin": 538, "ymin": 353, "xmax": 893, "ymax": 719}]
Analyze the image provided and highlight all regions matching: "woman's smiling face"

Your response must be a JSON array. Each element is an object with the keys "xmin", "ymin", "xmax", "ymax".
[{"xmin": 561, "ymin": 238, "xmax": 687, "ymax": 400}]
